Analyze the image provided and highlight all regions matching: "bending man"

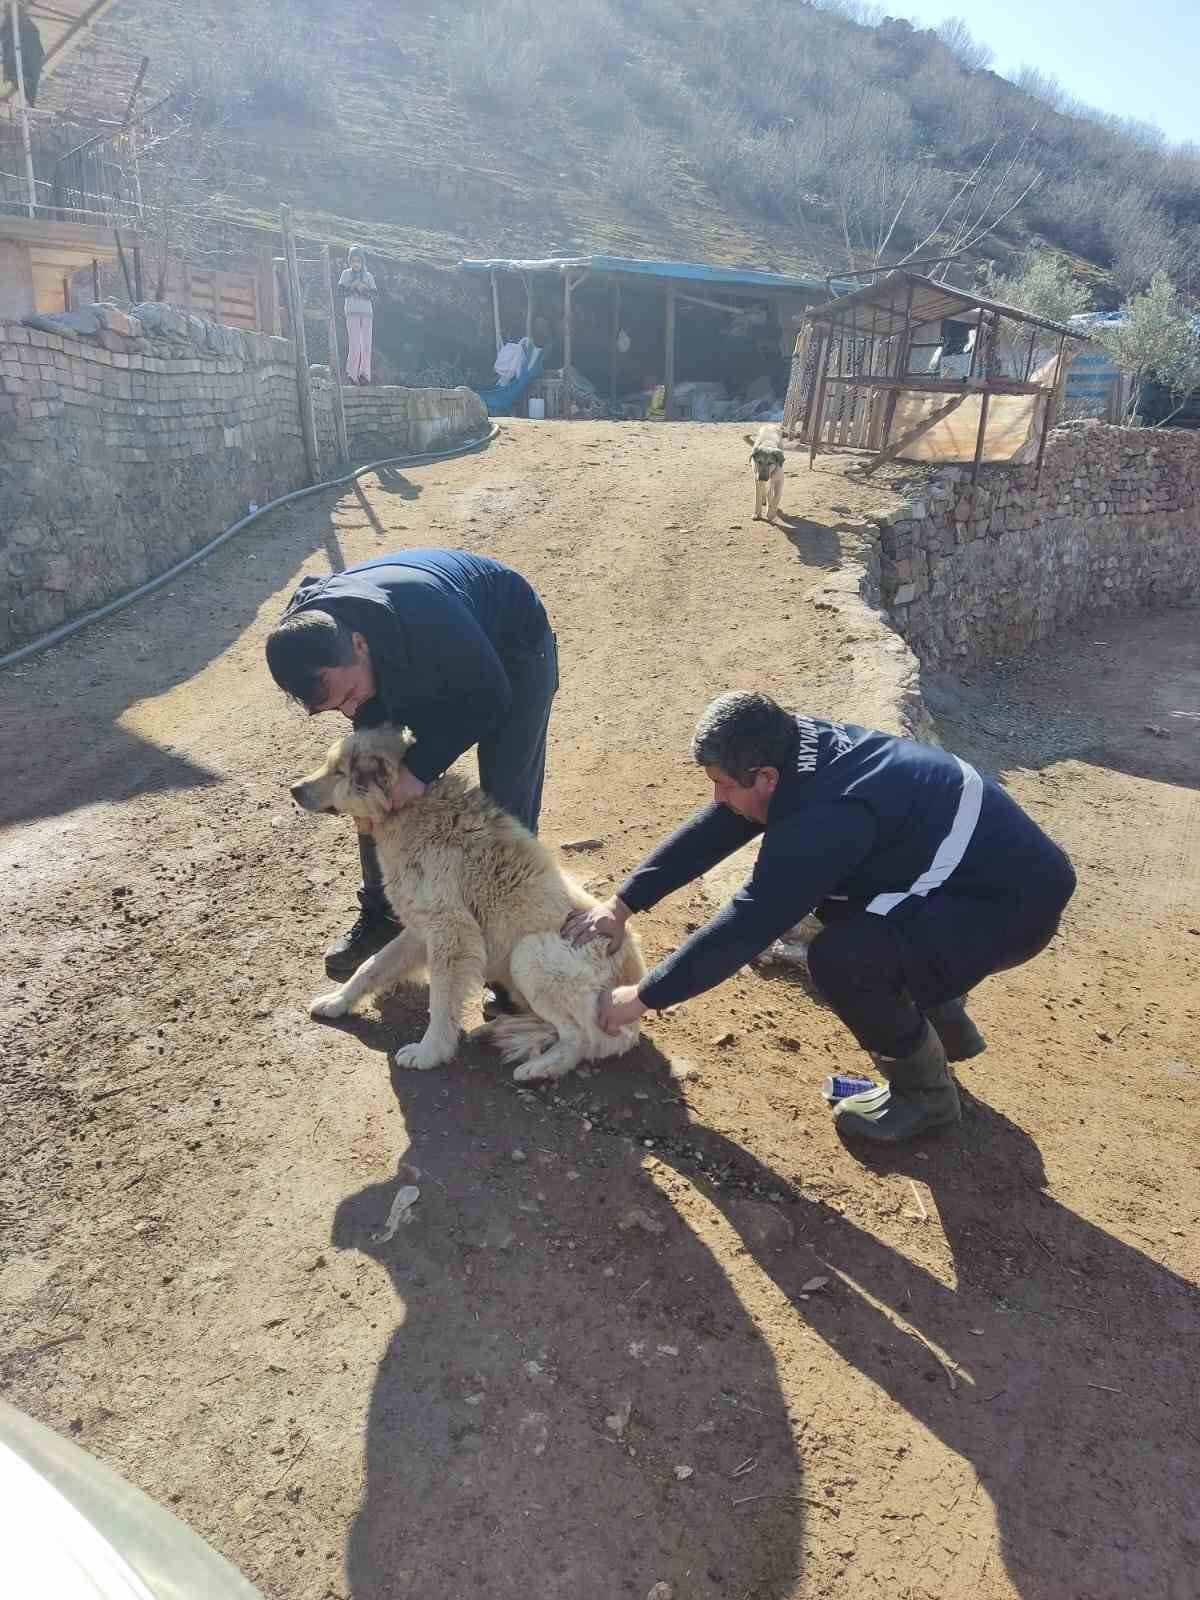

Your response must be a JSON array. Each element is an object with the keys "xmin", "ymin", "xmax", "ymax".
[
  {"xmin": 267, "ymin": 549, "xmax": 557, "ymax": 980},
  {"xmin": 564, "ymin": 691, "xmax": 1075, "ymax": 1144}
]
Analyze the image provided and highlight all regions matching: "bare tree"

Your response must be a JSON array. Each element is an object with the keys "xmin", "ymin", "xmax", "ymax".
[{"xmin": 936, "ymin": 17, "xmax": 994, "ymax": 73}]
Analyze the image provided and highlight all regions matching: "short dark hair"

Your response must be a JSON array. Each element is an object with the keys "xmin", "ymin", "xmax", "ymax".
[
  {"xmin": 265, "ymin": 609, "xmax": 356, "ymax": 709},
  {"xmin": 691, "ymin": 690, "xmax": 798, "ymax": 785}
]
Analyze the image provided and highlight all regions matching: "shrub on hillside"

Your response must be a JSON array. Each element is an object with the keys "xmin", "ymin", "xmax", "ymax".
[{"xmin": 608, "ymin": 124, "xmax": 670, "ymax": 214}]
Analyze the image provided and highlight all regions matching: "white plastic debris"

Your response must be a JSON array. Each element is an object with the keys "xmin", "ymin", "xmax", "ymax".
[{"xmin": 372, "ymin": 1185, "xmax": 420, "ymax": 1242}]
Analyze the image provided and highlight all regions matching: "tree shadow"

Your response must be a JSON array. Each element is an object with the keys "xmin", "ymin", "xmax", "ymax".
[{"xmin": 328, "ymin": 993, "xmax": 1199, "ymax": 1600}]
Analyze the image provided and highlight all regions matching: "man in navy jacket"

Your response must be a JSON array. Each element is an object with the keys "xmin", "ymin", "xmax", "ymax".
[
  {"xmin": 564, "ymin": 690, "xmax": 1075, "ymax": 1144},
  {"xmin": 267, "ymin": 549, "xmax": 557, "ymax": 978}
]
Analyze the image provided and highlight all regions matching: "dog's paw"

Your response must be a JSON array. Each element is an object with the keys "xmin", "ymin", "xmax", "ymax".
[
  {"xmin": 394, "ymin": 1038, "xmax": 453, "ymax": 1072},
  {"xmin": 310, "ymin": 990, "xmax": 350, "ymax": 1020},
  {"xmin": 512, "ymin": 1054, "xmax": 572, "ymax": 1084}
]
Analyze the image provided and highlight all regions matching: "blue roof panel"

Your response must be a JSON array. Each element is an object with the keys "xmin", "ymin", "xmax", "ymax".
[{"xmin": 458, "ymin": 253, "xmax": 848, "ymax": 295}]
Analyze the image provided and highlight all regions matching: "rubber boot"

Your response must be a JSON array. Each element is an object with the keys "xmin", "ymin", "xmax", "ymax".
[
  {"xmin": 834, "ymin": 1022, "xmax": 961, "ymax": 1143},
  {"xmin": 926, "ymin": 996, "xmax": 987, "ymax": 1062}
]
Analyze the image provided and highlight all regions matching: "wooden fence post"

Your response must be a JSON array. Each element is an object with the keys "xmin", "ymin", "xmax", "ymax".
[
  {"xmin": 281, "ymin": 205, "xmax": 321, "ymax": 485},
  {"xmin": 322, "ymin": 242, "xmax": 350, "ymax": 468}
]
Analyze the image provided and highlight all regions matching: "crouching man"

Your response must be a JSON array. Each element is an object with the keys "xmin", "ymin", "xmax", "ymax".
[{"xmin": 564, "ymin": 691, "xmax": 1075, "ymax": 1144}]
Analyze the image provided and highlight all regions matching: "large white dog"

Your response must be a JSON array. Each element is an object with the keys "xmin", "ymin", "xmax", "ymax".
[{"xmin": 290, "ymin": 729, "xmax": 646, "ymax": 1082}]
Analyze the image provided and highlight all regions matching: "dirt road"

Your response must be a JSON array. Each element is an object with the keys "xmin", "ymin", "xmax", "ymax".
[{"xmin": 2, "ymin": 422, "xmax": 1197, "ymax": 1600}]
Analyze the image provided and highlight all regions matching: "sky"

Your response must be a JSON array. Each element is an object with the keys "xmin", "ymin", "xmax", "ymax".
[{"xmin": 897, "ymin": 0, "xmax": 1199, "ymax": 147}]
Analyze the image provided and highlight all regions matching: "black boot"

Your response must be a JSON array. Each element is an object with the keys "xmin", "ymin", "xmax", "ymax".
[
  {"xmin": 324, "ymin": 907, "xmax": 401, "ymax": 978},
  {"xmin": 833, "ymin": 1023, "xmax": 961, "ymax": 1144},
  {"xmin": 926, "ymin": 997, "xmax": 987, "ymax": 1062},
  {"xmin": 326, "ymin": 832, "xmax": 400, "ymax": 977}
]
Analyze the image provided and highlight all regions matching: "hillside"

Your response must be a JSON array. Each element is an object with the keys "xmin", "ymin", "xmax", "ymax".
[{"xmin": 25, "ymin": 0, "xmax": 1200, "ymax": 376}]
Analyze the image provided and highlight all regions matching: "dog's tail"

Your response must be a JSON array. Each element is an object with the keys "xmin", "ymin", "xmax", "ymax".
[{"xmin": 476, "ymin": 1012, "xmax": 559, "ymax": 1066}]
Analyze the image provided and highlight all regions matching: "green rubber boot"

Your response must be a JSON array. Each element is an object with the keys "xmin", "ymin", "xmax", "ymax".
[
  {"xmin": 834, "ymin": 1023, "xmax": 961, "ymax": 1143},
  {"xmin": 926, "ymin": 997, "xmax": 987, "ymax": 1062}
]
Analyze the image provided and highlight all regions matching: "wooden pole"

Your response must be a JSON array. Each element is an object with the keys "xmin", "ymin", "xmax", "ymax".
[
  {"xmin": 808, "ymin": 326, "xmax": 834, "ymax": 467},
  {"xmin": 9, "ymin": 0, "xmax": 37, "ymax": 218},
  {"xmin": 524, "ymin": 274, "xmax": 533, "ymax": 341},
  {"xmin": 563, "ymin": 270, "xmax": 574, "ymax": 418},
  {"xmin": 664, "ymin": 285, "xmax": 676, "ymax": 419},
  {"xmin": 132, "ymin": 245, "xmax": 144, "ymax": 304},
  {"xmin": 609, "ymin": 280, "xmax": 620, "ymax": 406},
  {"xmin": 62, "ymin": 273, "xmax": 71, "ymax": 311},
  {"xmin": 490, "ymin": 271, "xmax": 503, "ymax": 354},
  {"xmin": 1033, "ymin": 334, "xmax": 1068, "ymax": 488},
  {"xmin": 970, "ymin": 389, "xmax": 991, "ymax": 485},
  {"xmin": 91, "ymin": 259, "xmax": 100, "ymax": 303},
  {"xmin": 322, "ymin": 242, "xmax": 350, "ymax": 468},
  {"xmin": 281, "ymin": 205, "xmax": 321, "ymax": 485}
]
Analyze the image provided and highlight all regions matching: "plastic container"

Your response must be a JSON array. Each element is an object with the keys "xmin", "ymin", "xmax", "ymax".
[
  {"xmin": 528, "ymin": 397, "xmax": 546, "ymax": 419},
  {"xmin": 821, "ymin": 1073, "xmax": 878, "ymax": 1105}
]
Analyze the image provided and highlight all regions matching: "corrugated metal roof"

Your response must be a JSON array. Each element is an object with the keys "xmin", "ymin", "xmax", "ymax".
[
  {"xmin": 804, "ymin": 270, "xmax": 1085, "ymax": 340},
  {"xmin": 0, "ymin": 0, "xmax": 119, "ymax": 103},
  {"xmin": 459, "ymin": 254, "xmax": 848, "ymax": 296}
]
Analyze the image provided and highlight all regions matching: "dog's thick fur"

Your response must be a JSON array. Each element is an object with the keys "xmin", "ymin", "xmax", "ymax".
[
  {"xmin": 291, "ymin": 729, "xmax": 646, "ymax": 1081},
  {"xmin": 745, "ymin": 424, "xmax": 785, "ymax": 523}
]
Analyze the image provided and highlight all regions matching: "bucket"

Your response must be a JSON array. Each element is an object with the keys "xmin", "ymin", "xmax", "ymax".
[{"xmin": 528, "ymin": 397, "xmax": 546, "ymax": 420}]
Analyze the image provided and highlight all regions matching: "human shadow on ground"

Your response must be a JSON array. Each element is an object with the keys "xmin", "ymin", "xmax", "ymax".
[
  {"xmin": 370, "ymin": 466, "xmax": 422, "ymax": 499},
  {"xmin": 328, "ymin": 998, "xmax": 1200, "ymax": 1600},
  {"xmin": 329, "ymin": 997, "xmax": 804, "ymax": 1600}
]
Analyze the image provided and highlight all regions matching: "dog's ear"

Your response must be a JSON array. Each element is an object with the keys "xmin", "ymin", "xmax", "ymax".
[{"xmin": 350, "ymin": 748, "xmax": 391, "ymax": 796}]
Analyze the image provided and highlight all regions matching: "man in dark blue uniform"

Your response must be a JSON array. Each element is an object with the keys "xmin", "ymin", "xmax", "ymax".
[
  {"xmin": 564, "ymin": 690, "xmax": 1075, "ymax": 1144},
  {"xmin": 266, "ymin": 549, "xmax": 557, "ymax": 980}
]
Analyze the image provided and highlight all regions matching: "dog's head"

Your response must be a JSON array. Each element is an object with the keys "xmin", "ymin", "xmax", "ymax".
[
  {"xmin": 749, "ymin": 446, "xmax": 785, "ymax": 480},
  {"xmin": 289, "ymin": 728, "xmax": 414, "ymax": 819}
]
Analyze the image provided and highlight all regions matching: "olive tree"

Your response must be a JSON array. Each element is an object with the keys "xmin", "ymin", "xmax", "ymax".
[{"xmin": 1093, "ymin": 271, "xmax": 1200, "ymax": 425}]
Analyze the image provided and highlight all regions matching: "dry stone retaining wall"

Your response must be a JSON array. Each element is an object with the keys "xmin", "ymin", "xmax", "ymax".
[{"xmin": 866, "ymin": 424, "xmax": 1200, "ymax": 668}]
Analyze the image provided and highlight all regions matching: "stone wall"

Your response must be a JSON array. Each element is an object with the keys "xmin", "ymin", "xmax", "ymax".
[
  {"xmin": 869, "ymin": 424, "xmax": 1200, "ymax": 667},
  {"xmin": 0, "ymin": 303, "xmax": 305, "ymax": 651},
  {"xmin": 0, "ymin": 306, "xmax": 490, "ymax": 654},
  {"xmin": 311, "ymin": 375, "xmax": 487, "ymax": 465}
]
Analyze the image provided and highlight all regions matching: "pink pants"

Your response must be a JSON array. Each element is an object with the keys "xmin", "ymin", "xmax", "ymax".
[{"xmin": 345, "ymin": 312, "xmax": 373, "ymax": 383}]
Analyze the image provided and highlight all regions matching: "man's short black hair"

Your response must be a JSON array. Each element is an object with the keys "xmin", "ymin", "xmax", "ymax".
[
  {"xmin": 691, "ymin": 690, "xmax": 798, "ymax": 785},
  {"xmin": 265, "ymin": 609, "xmax": 356, "ymax": 710}
]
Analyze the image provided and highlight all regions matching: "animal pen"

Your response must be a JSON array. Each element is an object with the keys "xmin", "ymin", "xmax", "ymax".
[{"xmin": 783, "ymin": 271, "xmax": 1084, "ymax": 483}]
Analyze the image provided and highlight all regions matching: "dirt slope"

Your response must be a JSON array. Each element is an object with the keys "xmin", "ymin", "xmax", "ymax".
[{"xmin": 1, "ymin": 422, "xmax": 1197, "ymax": 1600}]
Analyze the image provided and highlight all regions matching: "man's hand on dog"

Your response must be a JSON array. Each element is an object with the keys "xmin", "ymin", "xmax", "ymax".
[
  {"xmin": 599, "ymin": 984, "xmax": 647, "ymax": 1034},
  {"xmin": 562, "ymin": 895, "xmax": 630, "ymax": 954},
  {"xmin": 388, "ymin": 767, "xmax": 428, "ymax": 809}
]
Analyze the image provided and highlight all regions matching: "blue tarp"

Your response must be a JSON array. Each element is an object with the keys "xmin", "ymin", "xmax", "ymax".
[
  {"xmin": 476, "ymin": 343, "xmax": 545, "ymax": 416},
  {"xmin": 459, "ymin": 254, "xmax": 850, "ymax": 296}
]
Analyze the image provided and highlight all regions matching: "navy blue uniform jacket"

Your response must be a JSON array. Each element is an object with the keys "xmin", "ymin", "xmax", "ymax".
[
  {"xmin": 620, "ymin": 716, "xmax": 1076, "ymax": 1010},
  {"xmin": 279, "ymin": 549, "xmax": 548, "ymax": 784}
]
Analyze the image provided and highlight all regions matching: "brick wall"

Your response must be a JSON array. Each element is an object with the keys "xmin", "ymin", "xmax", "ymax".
[
  {"xmin": 311, "ymin": 374, "xmax": 488, "ymax": 465},
  {"xmin": 0, "ymin": 303, "xmax": 305, "ymax": 651},
  {"xmin": 866, "ymin": 423, "xmax": 1200, "ymax": 667},
  {"xmin": 1, "ymin": 306, "xmax": 489, "ymax": 653}
]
